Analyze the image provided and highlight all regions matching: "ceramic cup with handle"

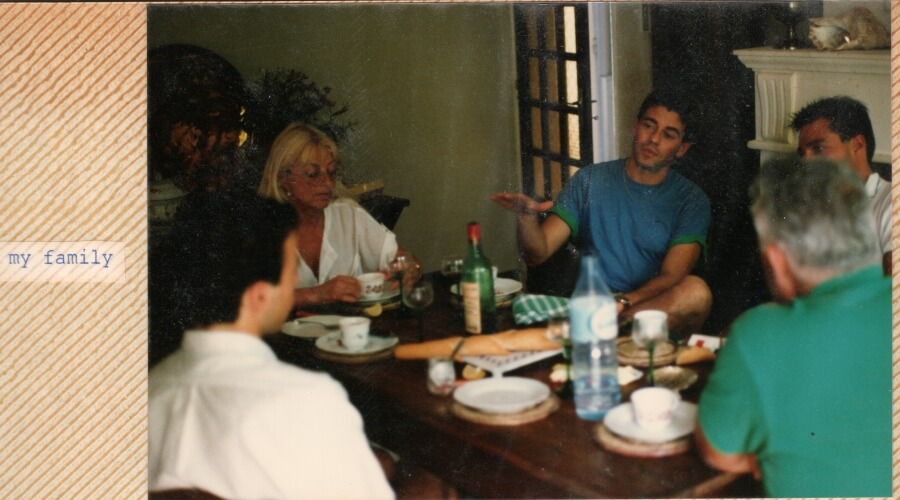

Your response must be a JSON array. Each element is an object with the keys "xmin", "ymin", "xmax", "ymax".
[
  {"xmin": 357, "ymin": 272, "xmax": 385, "ymax": 300},
  {"xmin": 339, "ymin": 317, "xmax": 371, "ymax": 352},
  {"xmin": 631, "ymin": 386, "xmax": 680, "ymax": 432}
]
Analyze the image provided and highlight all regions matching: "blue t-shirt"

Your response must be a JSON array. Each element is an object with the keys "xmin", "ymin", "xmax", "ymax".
[
  {"xmin": 698, "ymin": 265, "xmax": 891, "ymax": 496},
  {"xmin": 549, "ymin": 159, "xmax": 710, "ymax": 291}
]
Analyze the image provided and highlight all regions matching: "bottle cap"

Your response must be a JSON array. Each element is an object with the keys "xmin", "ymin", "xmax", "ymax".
[{"xmin": 467, "ymin": 222, "xmax": 481, "ymax": 241}]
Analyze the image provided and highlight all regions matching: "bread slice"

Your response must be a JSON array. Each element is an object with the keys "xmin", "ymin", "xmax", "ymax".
[{"xmin": 676, "ymin": 345, "xmax": 716, "ymax": 365}]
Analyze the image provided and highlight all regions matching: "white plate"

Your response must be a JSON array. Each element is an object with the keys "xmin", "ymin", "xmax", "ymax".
[
  {"xmin": 453, "ymin": 376, "xmax": 550, "ymax": 414},
  {"xmin": 315, "ymin": 330, "xmax": 399, "ymax": 356},
  {"xmin": 296, "ymin": 315, "xmax": 344, "ymax": 329},
  {"xmin": 281, "ymin": 320, "xmax": 328, "ymax": 338},
  {"xmin": 451, "ymin": 278, "xmax": 523, "ymax": 302},
  {"xmin": 356, "ymin": 288, "xmax": 400, "ymax": 306},
  {"xmin": 603, "ymin": 402, "xmax": 697, "ymax": 444}
]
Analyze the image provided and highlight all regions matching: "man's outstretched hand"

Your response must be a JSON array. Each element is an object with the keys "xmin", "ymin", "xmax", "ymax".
[{"xmin": 490, "ymin": 192, "xmax": 554, "ymax": 215}]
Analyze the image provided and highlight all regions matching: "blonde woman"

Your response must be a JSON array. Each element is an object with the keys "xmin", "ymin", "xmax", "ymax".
[{"xmin": 259, "ymin": 122, "xmax": 418, "ymax": 305}]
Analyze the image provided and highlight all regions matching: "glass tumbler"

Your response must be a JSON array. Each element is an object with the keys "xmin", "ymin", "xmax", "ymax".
[{"xmin": 427, "ymin": 357, "xmax": 456, "ymax": 396}]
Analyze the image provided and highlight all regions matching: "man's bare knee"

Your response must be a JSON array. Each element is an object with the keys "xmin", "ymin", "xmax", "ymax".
[
  {"xmin": 679, "ymin": 275, "xmax": 712, "ymax": 311},
  {"xmin": 671, "ymin": 275, "xmax": 712, "ymax": 333}
]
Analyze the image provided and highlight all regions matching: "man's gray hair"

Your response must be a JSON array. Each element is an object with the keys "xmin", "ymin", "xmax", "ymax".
[{"xmin": 750, "ymin": 157, "xmax": 879, "ymax": 276}]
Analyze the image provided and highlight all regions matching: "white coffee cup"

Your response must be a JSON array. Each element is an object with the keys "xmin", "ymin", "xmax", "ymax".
[
  {"xmin": 631, "ymin": 387, "xmax": 680, "ymax": 432},
  {"xmin": 339, "ymin": 317, "xmax": 370, "ymax": 352},
  {"xmin": 357, "ymin": 272, "xmax": 385, "ymax": 300},
  {"xmin": 491, "ymin": 266, "xmax": 498, "ymax": 282}
]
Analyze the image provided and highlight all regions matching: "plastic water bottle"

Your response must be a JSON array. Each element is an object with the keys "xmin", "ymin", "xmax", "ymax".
[{"xmin": 568, "ymin": 253, "xmax": 620, "ymax": 420}]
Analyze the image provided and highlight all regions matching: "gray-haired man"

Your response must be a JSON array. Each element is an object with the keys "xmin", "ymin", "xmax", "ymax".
[{"xmin": 695, "ymin": 158, "xmax": 891, "ymax": 496}]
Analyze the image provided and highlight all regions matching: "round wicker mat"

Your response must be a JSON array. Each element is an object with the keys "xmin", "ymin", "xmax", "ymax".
[
  {"xmin": 315, "ymin": 347, "xmax": 394, "ymax": 364},
  {"xmin": 451, "ymin": 393, "xmax": 559, "ymax": 426},
  {"xmin": 653, "ymin": 366, "xmax": 698, "ymax": 392},
  {"xmin": 594, "ymin": 422, "xmax": 692, "ymax": 457},
  {"xmin": 616, "ymin": 338, "xmax": 679, "ymax": 368}
]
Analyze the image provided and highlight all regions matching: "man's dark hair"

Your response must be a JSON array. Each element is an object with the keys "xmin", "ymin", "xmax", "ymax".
[
  {"xmin": 790, "ymin": 96, "xmax": 875, "ymax": 164},
  {"xmin": 158, "ymin": 191, "xmax": 297, "ymax": 329},
  {"xmin": 636, "ymin": 87, "xmax": 699, "ymax": 143}
]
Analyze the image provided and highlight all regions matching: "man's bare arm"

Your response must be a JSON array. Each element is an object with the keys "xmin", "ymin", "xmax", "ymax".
[
  {"xmin": 491, "ymin": 192, "xmax": 571, "ymax": 266},
  {"xmin": 695, "ymin": 424, "xmax": 761, "ymax": 479},
  {"xmin": 620, "ymin": 242, "xmax": 701, "ymax": 306}
]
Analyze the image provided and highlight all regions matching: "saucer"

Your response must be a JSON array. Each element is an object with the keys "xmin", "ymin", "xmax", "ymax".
[
  {"xmin": 296, "ymin": 315, "xmax": 344, "ymax": 329},
  {"xmin": 602, "ymin": 402, "xmax": 697, "ymax": 444},
  {"xmin": 356, "ymin": 288, "xmax": 400, "ymax": 306},
  {"xmin": 315, "ymin": 330, "xmax": 399, "ymax": 356},
  {"xmin": 281, "ymin": 320, "xmax": 328, "ymax": 338}
]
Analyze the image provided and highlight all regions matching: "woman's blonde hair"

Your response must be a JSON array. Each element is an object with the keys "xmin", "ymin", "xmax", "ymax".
[{"xmin": 258, "ymin": 122, "xmax": 343, "ymax": 203}]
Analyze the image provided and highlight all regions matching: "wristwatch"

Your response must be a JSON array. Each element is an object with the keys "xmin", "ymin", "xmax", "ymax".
[{"xmin": 614, "ymin": 293, "xmax": 632, "ymax": 310}]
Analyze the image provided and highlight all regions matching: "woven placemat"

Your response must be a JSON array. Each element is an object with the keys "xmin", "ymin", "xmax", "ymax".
[
  {"xmin": 616, "ymin": 338, "xmax": 679, "ymax": 368},
  {"xmin": 653, "ymin": 366, "xmax": 698, "ymax": 392},
  {"xmin": 451, "ymin": 393, "xmax": 559, "ymax": 426},
  {"xmin": 594, "ymin": 423, "xmax": 692, "ymax": 457},
  {"xmin": 315, "ymin": 347, "xmax": 394, "ymax": 364}
]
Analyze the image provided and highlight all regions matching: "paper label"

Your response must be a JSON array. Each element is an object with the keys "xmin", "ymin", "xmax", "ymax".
[
  {"xmin": 461, "ymin": 281, "xmax": 482, "ymax": 334},
  {"xmin": 589, "ymin": 302, "xmax": 618, "ymax": 340}
]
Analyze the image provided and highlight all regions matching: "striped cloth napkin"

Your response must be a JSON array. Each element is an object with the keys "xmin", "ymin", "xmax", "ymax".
[{"xmin": 512, "ymin": 294, "xmax": 569, "ymax": 325}]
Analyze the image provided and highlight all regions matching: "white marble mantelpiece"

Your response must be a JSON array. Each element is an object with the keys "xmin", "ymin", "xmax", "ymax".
[{"xmin": 733, "ymin": 47, "xmax": 890, "ymax": 164}]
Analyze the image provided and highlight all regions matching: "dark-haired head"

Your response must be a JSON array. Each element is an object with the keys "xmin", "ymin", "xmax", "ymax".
[
  {"xmin": 790, "ymin": 96, "xmax": 875, "ymax": 164},
  {"xmin": 161, "ymin": 191, "xmax": 298, "ymax": 329},
  {"xmin": 637, "ymin": 88, "xmax": 699, "ymax": 143}
]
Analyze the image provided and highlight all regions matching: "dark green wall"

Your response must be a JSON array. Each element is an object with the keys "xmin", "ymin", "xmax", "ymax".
[{"xmin": 149, "ymin": 4, "xmax": 523, "ymax": 271}]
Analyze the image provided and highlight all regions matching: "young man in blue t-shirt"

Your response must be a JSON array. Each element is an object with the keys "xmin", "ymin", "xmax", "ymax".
[{"xmin": 492, "ymin": 89, "xmax": 711, "ymax": 334}]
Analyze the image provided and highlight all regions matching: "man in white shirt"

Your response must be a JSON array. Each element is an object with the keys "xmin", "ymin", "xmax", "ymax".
[
  {"xmin": 790, "ymin": 96, "xmax": 892, "ymax": 275},
  {"xmin": 149, "ymin": 192, "xmax": 394, "ymax": 499}
]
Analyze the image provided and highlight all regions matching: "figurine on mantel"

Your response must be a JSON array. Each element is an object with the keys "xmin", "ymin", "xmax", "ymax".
[{"xmin": 808, "ymin": 6, "xmax": 889, "ymax": 51}]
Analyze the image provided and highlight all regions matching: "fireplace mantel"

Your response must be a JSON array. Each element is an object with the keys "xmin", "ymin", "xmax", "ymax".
[{"xmin": 734, "ymin": 47, "xmax": 890, "ymax": 164}]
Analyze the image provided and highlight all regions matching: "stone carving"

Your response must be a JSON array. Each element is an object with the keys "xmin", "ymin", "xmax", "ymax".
[{"xmin": 808, "ymin": 7, "xmax": 889, "ymax": 51}]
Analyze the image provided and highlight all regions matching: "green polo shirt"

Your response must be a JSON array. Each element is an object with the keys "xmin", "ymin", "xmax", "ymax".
[{"xmin": 698, "ymin": 265, "xmax": 891, "ymax": 497}]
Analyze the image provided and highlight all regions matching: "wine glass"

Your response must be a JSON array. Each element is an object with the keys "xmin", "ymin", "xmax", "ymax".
[
  {"xmin": 403, "ymin": 276, "xmax": 434, "ymax": 342},
  {"xmin": 440, "ymin": 255, "xmax": 463, "ymax": 287},
  {"xmin": 631, "ymin": 310, "xmax": 669, "ymax": 386},
  {"xmin": 546, "ymin": 315, "xmax": 571, "ymax": 389},
  {"xmin": 389, "ymin": 254, "xmax": 412, "ymax": 285}
]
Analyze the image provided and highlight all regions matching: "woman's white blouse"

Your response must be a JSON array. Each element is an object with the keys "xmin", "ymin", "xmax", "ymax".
[{"xmin": 297, "ymin": 198, "xmax": 399, "ymax": 287}]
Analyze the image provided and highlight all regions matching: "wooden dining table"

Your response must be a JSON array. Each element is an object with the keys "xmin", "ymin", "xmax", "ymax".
[{"xmin": 264, "ymin": 273, "xmax": 760, "ymax": 498}]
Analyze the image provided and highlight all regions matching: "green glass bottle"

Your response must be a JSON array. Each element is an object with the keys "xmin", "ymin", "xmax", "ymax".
[{"xmin": 461, "ymin": 222, "xmax": 497, "ymax": 334}]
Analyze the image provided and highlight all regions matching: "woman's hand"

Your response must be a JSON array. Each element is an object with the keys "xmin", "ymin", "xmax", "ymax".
[
  {"xmin": 388, "ymin": 247, "xmax": 422, "ymax": 290},
  {"xmin": 315, "ymin": 276, "xmax": 362, "ymax": 303},
  {"xmin": 402, "ymin": 261, "xmax": 422, "ymax": 289}
]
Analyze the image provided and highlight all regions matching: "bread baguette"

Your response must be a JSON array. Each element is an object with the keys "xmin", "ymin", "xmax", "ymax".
[
  {"xmin": 394, "ymin": 328, "xmax": 559, "ymax": 360},
  {"xmin": 675, "ymin": 345, "xmax": 716, "ymax": 365}
]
